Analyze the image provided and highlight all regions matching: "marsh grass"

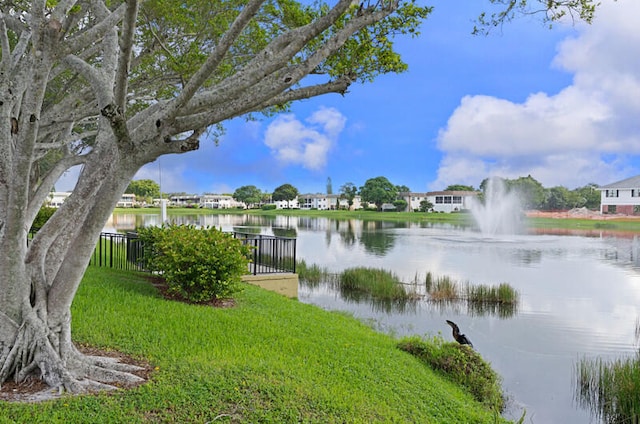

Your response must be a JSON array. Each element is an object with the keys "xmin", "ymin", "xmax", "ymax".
[
  {"xmin": 466, "ymin": 283, "xmax": 519, "ymax": 304},
  {"xmin": 575, "ymin": 354, "xmax": 640, "ymax": 424},
  {"xmin": 339, "ymin": 267, "xmax": 416, "ymax": 300},
  {"xmin": 425, "ymin": 272, "xmax": 462, "ymax": 300},
  {"xmin": 296, "ymin": 259, "xmax": 333, "ymax": 287},
  {"xmin": 0, "ymin": 267, "xmax": 505, "ymax": 423},
  {"xmin": 426, "ymin": 273, "xmax": 519, "ymax": 314}
]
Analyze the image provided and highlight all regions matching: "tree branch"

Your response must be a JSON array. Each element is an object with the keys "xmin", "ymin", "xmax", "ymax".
[
  {"xmin": 0, "ymin": 14, "xmax": 11, "ymax": 73},
  {"xmin": 164, "ymin": 0, "xmax": 266, "ymax": 122},
  {"xmin": 114, "ymin": 0, "xmax": 140, "ymax": 110},
  {"xmin": 62, "ymin": 3, "xmax": 126, "ymax": 56}
]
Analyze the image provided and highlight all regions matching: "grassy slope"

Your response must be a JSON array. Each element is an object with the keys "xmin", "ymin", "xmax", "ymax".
[{"xmin": 0, "ymin": 268, "xmax": 505, "ymax": 423}]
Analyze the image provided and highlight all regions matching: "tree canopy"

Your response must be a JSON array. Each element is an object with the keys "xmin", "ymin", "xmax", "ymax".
[
  {"xmin": 272, "ymin": 183, "xmax": 299, "ymax": 207},
  {"xmin": 233, "ymin": 185, "xmax": 263, "ymax": 207},
  {"xmin": 126, "ymin": 179, "xmax": 160, "ymax": 199},
  {"xmin": 360, "ymin": 176, "xmax": 398, "ymax": 210}
]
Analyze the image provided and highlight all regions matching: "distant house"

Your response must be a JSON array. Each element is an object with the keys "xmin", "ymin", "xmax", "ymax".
[
  {"xmin": 400, "ymin": 191, "xmax": 478, "ymax": 213},
  {"xmin": 169, "ymin": 194, "xmax": 201, "ymax": 207},
  {"xmin": 116, "ymin": 193, "xmax": 136, "ymax": 208},
  {"xmin": 598, "ymin": 175, "xmax": 640, "ymax": 215},
  {"xmin": 48, "ymin": 191, "xmax": 72, "ymax": 208},
  {"xmin": 201, "ymin": 194, "xmax": 244, "ymax": 209},
  {"xmin": 298, "ymin": 194, "xmax": 362, "ymax": 210}
]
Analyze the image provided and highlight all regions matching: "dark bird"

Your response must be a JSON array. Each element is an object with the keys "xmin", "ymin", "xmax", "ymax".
[{"xmin": 446, "ymin": 320, "xmax": 473, "ymax": 348}]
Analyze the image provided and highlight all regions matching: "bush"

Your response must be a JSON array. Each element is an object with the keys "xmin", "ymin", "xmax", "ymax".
[
  {"xmin": 261, "ymin": 204, "xmax": 277, "ymax": 210},
  {"xmin": 30, "ymin": 206, "xmax": 56, "ymax": 233},
  {"xmin": 137, "ymin": 224, "xmax": 252, "ymax": 302},
  {"xmin": 398, "ymin": 335, "xmax": 504, "ymax": 410}
]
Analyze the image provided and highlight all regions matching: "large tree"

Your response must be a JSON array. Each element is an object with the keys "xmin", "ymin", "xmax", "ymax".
[
  {"xmin": 232, "ymin": 185, "xmax": 262, "ymax": 208},
  {"xmin": 272, "ymin": 183, "xmax": 299, "ymax": 208},
  {"xmin": 360, "ymin": 176, "xmax": 397, "ymax": 211},
  {"xmin": 126, "ymin": 179, "xmax": 160, "ymax": 199},
  {"xmin": 0, "ymin": 0, "xmax": 598, "ymax": 394}
]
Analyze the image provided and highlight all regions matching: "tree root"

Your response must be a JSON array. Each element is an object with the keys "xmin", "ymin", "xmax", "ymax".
[{"xmin": 0, "ymin": 315, "xmax": 147, "ymax": 396}]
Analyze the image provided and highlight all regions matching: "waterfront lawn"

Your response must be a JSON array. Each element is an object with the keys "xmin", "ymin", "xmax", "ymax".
[{"xmin": 0, "ymin": 267, "xmax": 506, "ymax": 423}]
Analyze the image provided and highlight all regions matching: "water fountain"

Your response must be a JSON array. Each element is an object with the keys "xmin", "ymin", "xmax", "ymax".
[{"xmin": 470, "ymin": 178, "xmax": 524, "ymax": 235}]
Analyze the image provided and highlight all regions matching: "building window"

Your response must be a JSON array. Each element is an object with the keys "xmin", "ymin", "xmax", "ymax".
[
  {"xmin": 633, "ymin": 189, "xmax": 640, "ymax": 198},
  {"xmin": 452, "ymin": 196, "xmax": 462, "ymax": 204},
  {"xmin": 435, "ymin": 196, "xmax": 443, "ymax": 204},
  {"xmin": 606, "ymin": 190, "xmax": 619, "ymax": 198},
  {"xmin": 444, "ymin": 196, "xmax": 452, "ymax": 204}
]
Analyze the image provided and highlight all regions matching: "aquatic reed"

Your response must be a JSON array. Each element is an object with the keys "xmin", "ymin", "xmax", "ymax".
[
  {"xmin": 425, "ymin": 272, "xmax": 462, "ymax": 300},
  {"xmin": 575, "ymin": 354, "xmax": 640, "ymax": 424},
  {"xmin": 340, "ymin": 267, "xmax": 414, "ymax": 300}
]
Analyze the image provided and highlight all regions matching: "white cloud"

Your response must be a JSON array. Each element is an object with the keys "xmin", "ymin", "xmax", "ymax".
[
  {"xmin": 432, "ymin": 0, "xmax": 640, "ymax": 190},
  {"xmin": 264, "ymin": 107, "xmax": 346, "ymax": 170}
]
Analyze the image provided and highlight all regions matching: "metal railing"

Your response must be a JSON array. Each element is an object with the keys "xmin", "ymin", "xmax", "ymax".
[
  {"xmin": 90, "ymin": 231, "xmax": 296, "ymax": 274},
  {"xmin": 233, "ymin": 232, "xmax": 297, "ymax": 275}
]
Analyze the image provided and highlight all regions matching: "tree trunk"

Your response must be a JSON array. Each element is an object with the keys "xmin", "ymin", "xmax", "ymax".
[{"xmin": 0, "ymin": 143, "xmax": 146, "ymax": 392}]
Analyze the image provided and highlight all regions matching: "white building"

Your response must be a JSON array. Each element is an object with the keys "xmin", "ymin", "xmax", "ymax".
[
  {"xmin": 116, "ymin": 193, "xmax": 136, "ymax": 208},
  {"xmin": 48, "ymin": 191, "xmax": 72, "ymax": 208},
  {"xmin": 298, "ymin": 194, "xmax": 362, "ymax": 210},
  {"xmin": 401, "ymin": 191, "xmax": 478, "ymax": 213},
  {"xmin": 274, "ymin": 198, "xmax": 299, "ymax": 209},
  {"xmin": 598, "ymin": 174, "xmax": 640, "ymax": 215},
  {"xmin": 201, "ymin": 194, "xmax": 245, "ymax": 209}
]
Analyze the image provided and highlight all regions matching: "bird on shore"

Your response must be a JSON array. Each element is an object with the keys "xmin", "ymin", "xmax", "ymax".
[{"xmin": 446, "ymin": 320, "xmax": 473, "ymax": 348}]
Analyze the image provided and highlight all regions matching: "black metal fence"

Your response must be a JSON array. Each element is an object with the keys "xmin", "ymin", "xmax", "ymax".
[
  {"xmin": 233, "ymin": 232, "xmax": 297, "ymax": 275},
  {"xmin": 90, "ymin": 231, "xmax": 296, "ymax": 274}
]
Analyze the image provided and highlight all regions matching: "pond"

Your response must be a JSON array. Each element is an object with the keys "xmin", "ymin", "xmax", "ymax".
[{"xmin": 109, "ymin": 212, "xmax": 640, "ymax": 423}]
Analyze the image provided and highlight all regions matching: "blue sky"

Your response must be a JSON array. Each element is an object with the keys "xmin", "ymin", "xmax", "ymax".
[{"xmin": 58, "ymin": 0, "xmax": 640, "ymax": 195}]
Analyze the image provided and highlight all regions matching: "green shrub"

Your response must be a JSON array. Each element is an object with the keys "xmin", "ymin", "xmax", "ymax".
[
  {"xmin": 261, "ymin": 203, "xmax": 277, "ymax": 210},
  {"xmin": 30, "ymin": 205, "xmax": 56, "ymax": 233},
  {"xmin": 137, "ymin": 224, "xmax": 252, "ymax": 302},
  {"xmin": 398, "ymin": 335, "xmax": 504, "ymax": 410}
]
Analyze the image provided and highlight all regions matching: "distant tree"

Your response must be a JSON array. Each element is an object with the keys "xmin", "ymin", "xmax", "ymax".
[
  {"xmin": 272, "ymin": 184, "xmax": 299, "ymax": 208},
  {"xmin": 396, "ymin": 185, "xmax": 411, "ymax": 194},
  {"xmin": 393, "ymin": 199, "xmax": 407, "ymax": 212},
  {"xmin": 233, "ymin": 185, "xmax": 263, "ymax": 208},
  {"xmin": 419, "ymin": 200, "xmax": 434, "ymax": 212},
  {"xmin": 261, "ymin": 192, "xmax": 273, "ymax": 205},
  {"xmin": 574, "ymin": 183, "xmax": 601, "ymax": 210},
  {"xmin": 508, "ymin": 175, "xmax": 546, "ymax": 209},
  {"xmin": 544, "ymin": 186, "xmax": 572, "ymax": 210},
  {"xmin": 445, "ymin": 184, "xmax": 475, "ymax": 191},
  {"xmin": 360, "ymin": 176, "xmax": 398, "ymax": 211},
  {"xmin": 327, "ymin": 177, "xmax": 333, "ymax": 195},
  {"xmin": 126, "ymin": 179, "xmax": 161, "ymax": 201},
  {"xmin": 339, "ymin": 182, "xmax": 359, "ymax": 210}
]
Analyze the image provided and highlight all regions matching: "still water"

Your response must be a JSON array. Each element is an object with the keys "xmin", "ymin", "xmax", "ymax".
[{"xmin": 109, "ymin": 213, "xmax": 640, "ymax": 423}]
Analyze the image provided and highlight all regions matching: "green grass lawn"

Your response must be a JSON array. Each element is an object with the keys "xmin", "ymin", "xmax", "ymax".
[{"xmin": 0, "ymin": 267, "xmax": 507, "ymax": 423}]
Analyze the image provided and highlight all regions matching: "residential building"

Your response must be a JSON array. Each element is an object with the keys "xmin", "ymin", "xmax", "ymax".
[
  {"xmin": 598, "ymin": 175, "xmax": 640, "ymax": 215},
  {"xmin": 48, "ymin": 191, "xmax": 72, "ymax": 208},
  {"xmin": 400, "ymin": 191, "xmax": 478, "ymax": 213},
  {"xmin": 201, "ymin": 194, "xmax": 244, "ymax": 209},
  {"xmin": 169, "ymin": 194, "xmax": 201, "ymax": 207},
  {"xmin": 116, "ymin": 193, "xmax": 136, "ymax": 208},
  {"xmin": 298, "ymin": 194, "xmax": 362, "ymax": 210},
  {"xmin": 274, "ymin": 198, "xmax": 299, "ymax": 209}
]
